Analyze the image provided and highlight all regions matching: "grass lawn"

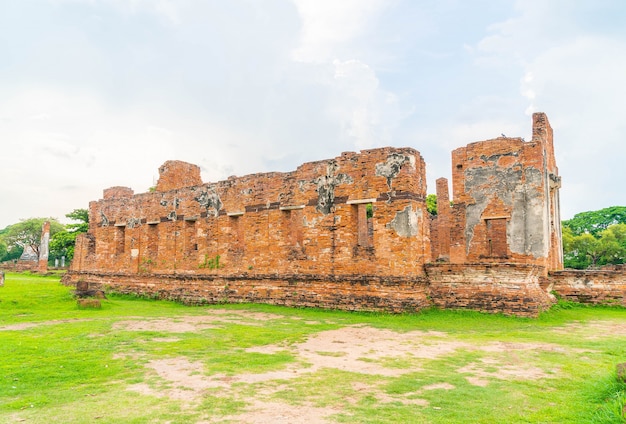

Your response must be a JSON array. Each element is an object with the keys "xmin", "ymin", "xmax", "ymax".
[{"xmin": 0, "ymin": 272, "xmax": 625, "ymax": 423}]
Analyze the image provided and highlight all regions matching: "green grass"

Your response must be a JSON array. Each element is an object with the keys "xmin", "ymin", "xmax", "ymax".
[{"xmin": 0, "ymin": 272, "xmax": 625, "ymax": 423}]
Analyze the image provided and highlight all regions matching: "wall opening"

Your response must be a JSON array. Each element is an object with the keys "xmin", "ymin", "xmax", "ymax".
[
  {"xmin": 115, "ymin": 226, "xmax": 125, "ymax": 255},
  {"xmin": 486, "ymin": 218, "xmax": 507, "ymax": 257},
  {"xmin": 147, "ymin": 223, "xmax": 159, "ymax": 262},
  {"xmin": 184, "ymin": 220, "xmax": 197, "ymax": 257},
  {"xmin": 228, "ymin": 214, "xmax": 244, "ymax": 252},
  {"xmin": 355, "ymin": 203, "xmax": 374, "ymax": 247}
]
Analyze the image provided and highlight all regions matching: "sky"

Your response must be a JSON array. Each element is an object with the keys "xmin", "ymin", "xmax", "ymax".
[{"xmin": 1, "ymin": 0, "xmax": 625, "ymax": 229}]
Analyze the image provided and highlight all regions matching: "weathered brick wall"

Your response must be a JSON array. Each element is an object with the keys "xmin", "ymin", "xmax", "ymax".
[
  {"xmin": 1, "ymin": 261, "xmax": 38, "ymax": 272},
  {"xmin": 550, "ymin": 269, "xmax": 626, "ymax": 306},
  {"xmin": 441, "ymin": 113, "xmax": 562, "ymax": 272},
  {"xmin": 72, "ymin": 147, "xmax": 431, "ymax": 280},
  {"xmin": 64, "ymin": 114, "xmax": 609, "ymax": 318},
  {"xmin": 426, "ymin": 263, "xmax": 556, "ymax": 317}
]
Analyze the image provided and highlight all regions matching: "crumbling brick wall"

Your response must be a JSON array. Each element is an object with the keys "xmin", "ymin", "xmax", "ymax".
[
  {"xmin": 549, "ymin": 268, "xmax": 626, "ymax": 306},
  {"xmin": 63, "ymin": 113, "xmax": 625, "ymax": 317},
  {"xmin": 71, "ymin": 147, "xmax": 431, "ymax": 280},
  {"xmin": 432, "ymin": 113, "xmax": 563, "ymax": 273}
]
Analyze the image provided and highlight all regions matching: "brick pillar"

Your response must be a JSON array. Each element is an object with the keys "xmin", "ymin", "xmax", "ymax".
[
  {"xmin": 38, "ymin": 221, "xmax": 50, "ymax": 274},
  {"xmin": 436, "ymin": 178, "xmax": 451, "ymax": 261}
]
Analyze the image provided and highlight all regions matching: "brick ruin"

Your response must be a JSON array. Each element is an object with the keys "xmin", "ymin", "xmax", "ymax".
[{"xmin": 63, "ymin": 113, "xmax": 626, "ymax": 316}]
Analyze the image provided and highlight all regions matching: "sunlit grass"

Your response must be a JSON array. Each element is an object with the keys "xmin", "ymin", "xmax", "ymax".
[{"xmin": 0, "ymin": 272, "xmax": 624, "ymax": 423}]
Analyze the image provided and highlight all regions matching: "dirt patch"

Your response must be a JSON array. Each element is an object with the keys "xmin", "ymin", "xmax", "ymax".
[
  {"xmin": 119, "ymin": 312, "xmax": 593, "ymax": 421},
  {"xmin": 552, "ymin": 320, "xmax": 626, "ymax": 340},
  {"xmin": 220, "ymin": 400, "xmax": 340, "ymax": 424},
  {"xmin": 112, "ymin": 310, "xmax": 291, "ymax": 333},
  {"xmin": 422, "ymin": 382, "xmax": 455, "ymax": 391},
  {"xmin": 0, "ymin": 318, "xmax": 91, "ymax": 331},
  {"xmin": 458, "ymin": 357, "xmax": 555, "ymax": 386},
  {"xmin": 129, "ymin": 357, "xmax": 224, "ymax": 402},
  {"xmin": 112, "ymin": 318, "xmax": 218, "ymax": 333},
  {"xmin": 289, "ymin": 326, "xmax": 461, "ymax": 376}
]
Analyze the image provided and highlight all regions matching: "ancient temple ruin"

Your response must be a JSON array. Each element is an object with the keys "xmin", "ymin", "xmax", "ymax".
[{"xmin": 63, "ymin": 113, "xmax": 626, "ymax": 316}]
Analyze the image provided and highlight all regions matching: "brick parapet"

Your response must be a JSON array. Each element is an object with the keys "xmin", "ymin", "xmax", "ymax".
[{"xmin": 549, "ymin": 269, "xmax": 626, "ymax": 306}]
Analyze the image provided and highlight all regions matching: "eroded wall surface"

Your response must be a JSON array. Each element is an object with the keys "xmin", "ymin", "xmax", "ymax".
[
  {"xmin": 550, "ymin": 268, "xmax": 626, "ymax": 306},
  {"xmin": 432, "ymin": 113, "xmax": 563, "ymax": 272},
  {"xmin": 70, "ymin": 147, "xmax": 431, "ymax": 280}
]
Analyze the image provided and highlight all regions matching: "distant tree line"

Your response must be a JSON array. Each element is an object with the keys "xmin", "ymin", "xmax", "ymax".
[
  {"xmin": 562, "ymin": 206, "xmax": 626, "ymax": 269},
  {"xmin": 0, "ymin": 209, "xmax": 89, "ymax": 266}
]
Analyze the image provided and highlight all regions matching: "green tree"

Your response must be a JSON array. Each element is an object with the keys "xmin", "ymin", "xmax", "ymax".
[
  {"xmin": 50, "ymin": 209, "xmax": 89, "ymax": 262},
  {"xmin": 0, "ymin": 226, "xmax": 24, "ymax": 262},
  {"xmin": 0, "ymin": 240, "xmax": 7, "ymax": 260},
  {"xmin": 563, "ymin": 223, "xmax": 626, "ymax": 268},
  {"xmin": 2, "ymin": 218, "xmax": 64, "ymax": 259},
  {"xmin": 65, "ymin": 208, "xmax": 89, "ymax": 233},
  {"xmin": 426, "ymin": 194, "xmax": 437, "ymax": 216},
  {"xmin": 564, "ymin": 232, "xmax": 596, "ymax": 269},
  {"xmin": 596, "ymin": 223, "xmax": 626, "ymax": 265},
  {"xmin": 562, "ymin": 206, "xmax": 626, "ymax": 237}
]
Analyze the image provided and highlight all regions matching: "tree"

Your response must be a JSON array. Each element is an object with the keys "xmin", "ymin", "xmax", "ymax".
[
  {"xmin": 596, "ymin": 224, "xmax": 626, "ymax": 265},
  {"xmin": 49, "ymin": 209, "xmax": 89, "ymax": 262},
  {"xmin": 65, "ymin": 208, "xmax": 89, "ymax": 233},
  {"xmin": 0, "ymin": 240, "xmax": 7, "ymax": 260},
  {"xmin": 2, "ymin": 218, "xmax": 64, "ymax": 259},
  {"xmin": 562, "ymin": 206, "xmax": 626, "ymax": 237},
  {"xmin": 426, "ymin": 194, "xmax": 437, "ymax": 216},
  {"xmin": 563, "ymin": 223, "xmax": 626, "ymax": 269}
]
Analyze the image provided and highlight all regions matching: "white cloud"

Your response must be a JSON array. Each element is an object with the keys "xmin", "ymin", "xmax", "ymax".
[
  {"xmin": 469, "ymin": 0, "xmax": 626, "ymax": 218},
  {"xmin": 327, "ymin": 59, "xmax": 409, "ymax": 148},
  {"xmin": 290, "ymin": 0, "xmax": 389, "ymax": 63}
]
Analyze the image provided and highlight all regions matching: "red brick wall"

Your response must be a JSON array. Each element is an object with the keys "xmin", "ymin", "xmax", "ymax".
[
  {"xmin": 62, "ymin": 115, "xmax": 602, "ymax": 318},
  {"xmin": 443, "ymin": 113, "xmax": 563, "ymax": 272},
  {"xmin": 72, "ymin": 147, "xmax": 431, "ymax": 280},
  {"xmin": 550, "ymin": 269, "xmax": 626, "ymax": 306}
]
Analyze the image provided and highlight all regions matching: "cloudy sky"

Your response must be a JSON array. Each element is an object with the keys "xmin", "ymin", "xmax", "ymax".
[{"xmin": 1, "ymin": 0, "xmax": 625, "ymax": 229}]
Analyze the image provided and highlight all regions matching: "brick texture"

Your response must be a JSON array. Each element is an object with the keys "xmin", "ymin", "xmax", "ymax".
[
  {"xmin": 550, "ymin": 268, "xmax": 626, "ymax": 306},
  {"xmin": 61, "ymin": 113, "xmax": 626, "ymax": 317}
]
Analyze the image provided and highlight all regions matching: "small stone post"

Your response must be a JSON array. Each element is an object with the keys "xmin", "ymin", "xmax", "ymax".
[
  {"xmin": 0, "ymin": 271, "xmax": 4, "ymax": 287},
  {"xmin": 38, "ymin": 221, "xmax": 50, "ymax": 274}
]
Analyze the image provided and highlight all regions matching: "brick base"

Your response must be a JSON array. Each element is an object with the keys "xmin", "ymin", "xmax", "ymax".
[
  {"xmin": 425, "ymin": 263, "xmax": 556, "ymax": 318},
  {"xmin": 550, "ymin": 269, "xmax": 626, "ymax": 306},
  {"xmin": 62, "ymin": 272, "xmax": 431, "ymax": 313},
  {"xmin": 62, "ymin": 262, "xmax": 569, "ymax": 317}
]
